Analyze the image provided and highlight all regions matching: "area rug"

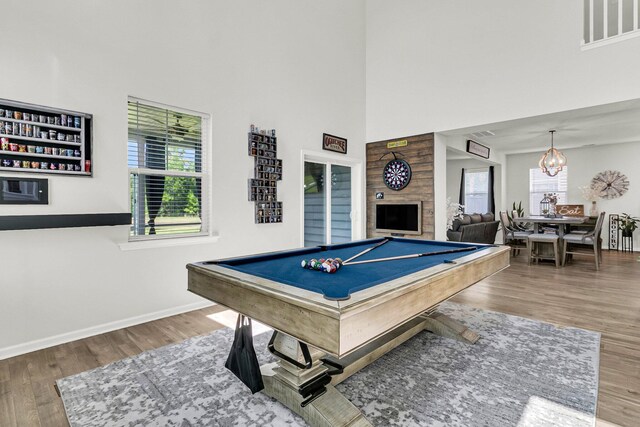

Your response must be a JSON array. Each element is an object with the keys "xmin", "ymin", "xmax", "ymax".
[{"xmin": 57, "ymin": 303, "xmax": 600, "ymax": 426}]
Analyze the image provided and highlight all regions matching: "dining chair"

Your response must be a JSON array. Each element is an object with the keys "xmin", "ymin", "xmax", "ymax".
[
  {"xmin": 562, "ymin": 212, "xmax": 606, "ymax": 270},
  {"xmin": 500, "ymin": 211, "xmax": 532, "ymax": 255}
]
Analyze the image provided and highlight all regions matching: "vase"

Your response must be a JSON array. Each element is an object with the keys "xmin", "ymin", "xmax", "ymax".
[{"xmin": 589, "ymin": 201, "xmax": 598, "ymax": 217}]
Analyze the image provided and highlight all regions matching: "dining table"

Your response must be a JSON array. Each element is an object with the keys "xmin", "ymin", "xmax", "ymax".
[
  {"xmin": 512, "ymin": 215, "xmax": 589, "ymax": 237},
  {"xmin": 512, "ymin": 215, "xmax": 590, "ymax": 264}
]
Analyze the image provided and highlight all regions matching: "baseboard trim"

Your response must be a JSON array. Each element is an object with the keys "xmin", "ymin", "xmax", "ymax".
[{"xmin": 0, "ymin": 300, "xmax": 215, "ymax": 361}]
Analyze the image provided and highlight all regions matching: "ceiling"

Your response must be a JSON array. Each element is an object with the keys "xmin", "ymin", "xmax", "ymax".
[{"xmin": 442, "ymin": 98, "xmax": 640, "ymax": 157}]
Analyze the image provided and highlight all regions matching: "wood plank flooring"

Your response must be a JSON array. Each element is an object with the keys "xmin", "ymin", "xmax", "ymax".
[{"xmin": 0, "ymin": 250, "xmax": 638, "ymax": 426}]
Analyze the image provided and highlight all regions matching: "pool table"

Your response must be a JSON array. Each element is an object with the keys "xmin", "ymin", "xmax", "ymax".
[{"xmin": 187, "ymin": 238, "xmax": 510, "ymax": 427}]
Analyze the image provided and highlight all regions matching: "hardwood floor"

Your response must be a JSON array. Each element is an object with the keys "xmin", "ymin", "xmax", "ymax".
[
  {"xmin": 1, "ymin": 250, "xmax": 638, "ymax": 426},
  {"xmin": 452, "ymin": 250, "xmax": 640, "ymax": 427}
]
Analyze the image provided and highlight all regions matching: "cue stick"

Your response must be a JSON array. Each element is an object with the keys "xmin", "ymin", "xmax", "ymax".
[
  {"xmin": 343, "ymin": 246, "xmax": 479, "ymax": 266},
  {"xmin": 342, "ymin": 238, "xmax": 391, "ymax": 264}
]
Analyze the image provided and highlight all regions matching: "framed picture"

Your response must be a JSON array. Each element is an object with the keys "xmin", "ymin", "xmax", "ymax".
[
  {"xmin": 322, "ymin": 133, "xmax": 347, "ymax": 154},
  {"xmin": 466, "ymin": 140, "xmax": 490, "ymax": 159}
]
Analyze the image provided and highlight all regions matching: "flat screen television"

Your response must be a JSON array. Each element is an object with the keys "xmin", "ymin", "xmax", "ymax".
[{"xmin": 375, "ymin": 202, "xmax": 422, "ymax": 235}]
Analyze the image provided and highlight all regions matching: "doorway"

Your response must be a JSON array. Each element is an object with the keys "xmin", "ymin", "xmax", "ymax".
[{"xmin": 303, "ymin": 158, "xmax": 359, "ymax": 247}]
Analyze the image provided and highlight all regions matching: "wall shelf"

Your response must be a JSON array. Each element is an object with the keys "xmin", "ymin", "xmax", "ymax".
[
  {"xmin": 247, "ymin": 128, "xmax": 283, "ymax": 224},
  {"xmin": 0, "ymin": 213, "xmax": 131, "ymax": 231},
  {"xmin": 0, "ymin": 98, "xmax": 92, "ymax": 176}
]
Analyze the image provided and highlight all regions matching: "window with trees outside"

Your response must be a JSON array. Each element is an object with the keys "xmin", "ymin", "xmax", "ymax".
[
  {"xmin": 128, "ymin": 98, "xmax": 209, "ymax": 240},
  {"xmin": 529, "ymin": 167, "xmax": 568, "ymax": 215}
]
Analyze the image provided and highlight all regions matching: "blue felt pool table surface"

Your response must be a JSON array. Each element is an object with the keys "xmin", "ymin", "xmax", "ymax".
[{"xmin": 209, "ymin": 238, "xmax": 488, "ymax": 300}]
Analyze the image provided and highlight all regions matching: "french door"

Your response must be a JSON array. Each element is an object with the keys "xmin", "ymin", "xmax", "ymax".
[{"xmin": 303, "ymin": 161, "xmax": 354, "ymax": 247}]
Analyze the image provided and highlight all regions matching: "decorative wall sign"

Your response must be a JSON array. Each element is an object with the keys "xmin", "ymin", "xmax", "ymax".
[
  {"xmin": 591, "ymin": 170, "xmax": 629, "ymax": 199},
  {"xmin": 375, "ymin": 192, "xmax": 384, "ymax": 199},
  {"xmin": 386, "ymin": 140, "xmax": 407, "ymax": 149},
  {"xmin": 555, "ymin": 204, "xmax": 584, "ymax": 217},
  {"xmin": 322, "ymin": 133, "xmax": 347, "ymax": 154},
  {"xmin": 383, "ymin": 158, "xmax": 411, "ymax": 191},
  {"xmin": 466, "ymin": 140, "xmax": 490, "ymax": 159},
  {"xmin": 609, "ymin": 213, "xmax": 619, "ymax": 251}
]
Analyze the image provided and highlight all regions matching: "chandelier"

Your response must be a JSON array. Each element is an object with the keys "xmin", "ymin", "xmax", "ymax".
[{"xmin": 539, "ymin": 130, "xmax": 566, "ymax": 177}]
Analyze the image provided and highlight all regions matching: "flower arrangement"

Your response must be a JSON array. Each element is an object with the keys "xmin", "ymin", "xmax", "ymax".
[
  {"xmin": 579, "ymin": 184, "xmax": 604, "ymax": 201},
  {"xmin": 446, "ymin": 197, "xmax": 464, "ymax": 230},
  {"xmin": 579, "ymin": 183, "xmax": 606, "ymax": 216}
]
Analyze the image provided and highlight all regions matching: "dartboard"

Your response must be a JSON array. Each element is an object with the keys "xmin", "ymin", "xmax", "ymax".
[
  {"xmin": 591, "ymin": 170, "xmax": 629, "ymax": 199},
  {"xmin": 383, "ymin": 159, "xmax": 411, "ymax": 191}
]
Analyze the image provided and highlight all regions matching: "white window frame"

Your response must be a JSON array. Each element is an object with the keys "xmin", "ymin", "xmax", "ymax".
[
  {"xmin": 529, "ymin": 167, "xmax": 568, "ymax": 215},
  {"xmin": 127, "ymin": 96, "xmax": 211, "ymax": 242},
  {"xmin": 462, "ymin": 167, "xmax": 490, "ymax": 214},
  {"xmin": 582, "ymin": 0, "xmax": 640, "ymax": 50}
]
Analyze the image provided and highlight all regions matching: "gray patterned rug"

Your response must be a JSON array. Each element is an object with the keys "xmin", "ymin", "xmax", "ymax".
[{"xmin": 57, "ymin": 303, "xmax": 599, "ymax": 426}]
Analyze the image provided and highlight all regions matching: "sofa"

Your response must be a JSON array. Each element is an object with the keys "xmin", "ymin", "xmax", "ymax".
[{"xmin": 447, "ymin": 213, "xmax": 500, "ymax": 244}]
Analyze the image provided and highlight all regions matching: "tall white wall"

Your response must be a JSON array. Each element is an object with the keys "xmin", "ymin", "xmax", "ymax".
[
  {"xmin": 366, "ymin": 0, "xmax": 640, "ymax": 140},
  {"xmin": 506, "ymin": 142, "xmax": 640, "ymax": 249},
  {"xmin": 0, "ymin": 0, "xmax": 366, "ymax": 358}
]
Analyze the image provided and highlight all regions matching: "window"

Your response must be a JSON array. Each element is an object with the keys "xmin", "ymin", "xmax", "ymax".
[
  {"xmin": 463, "ymin": 168, "xmax": 489, "ymax": 214},
  {"xmin": 583, "ymin": 0, "xmax": 640, "ymax": 47},
  {"xmin": 529, "ymin": 167, "xmax": 568, "ymax": 215},
  {"xmin": 128, "ymin": 98, "xmax": 209, "ymax": 240}
]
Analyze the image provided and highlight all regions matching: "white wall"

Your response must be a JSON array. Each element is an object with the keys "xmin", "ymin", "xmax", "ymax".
[
  {"xmin": 0, "ymin": 0, "xmax": 366, "ymax": 358},
  {"xmin": 506, "ymin": 142, "xmax": 640, "ymax": 249},
  {"xmin": 366, "ymin": 0, "xmax": 640, "ymax": 141}
]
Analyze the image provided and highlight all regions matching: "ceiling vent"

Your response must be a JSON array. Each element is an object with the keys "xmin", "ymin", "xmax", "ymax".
[{"xmin": 469, "ymin": 130, "xmax": 495, "ymax": 139}]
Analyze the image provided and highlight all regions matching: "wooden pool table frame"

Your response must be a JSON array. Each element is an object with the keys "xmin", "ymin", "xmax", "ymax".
[{"xmin": 187, "ymin": 242, "xmax": 510, "ymax": 426}]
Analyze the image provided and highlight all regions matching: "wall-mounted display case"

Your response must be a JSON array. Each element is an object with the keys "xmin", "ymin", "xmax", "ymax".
[
  {"xmin": 248, "ymin": 126, "xmax": 282, "ymax": 223},
  {"xmin": 0, "ymin": 98, "xmax": 92, "ymax": 176}
]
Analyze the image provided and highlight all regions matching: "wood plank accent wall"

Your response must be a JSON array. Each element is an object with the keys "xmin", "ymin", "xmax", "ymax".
[{"xmin": 366, "ymin": 133, "xmax": 435, "ymax": 239}]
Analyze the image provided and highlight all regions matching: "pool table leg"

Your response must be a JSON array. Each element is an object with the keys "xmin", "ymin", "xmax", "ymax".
[
  {"xmin": 259, "ymin": 310, "xmax": 478, "ymax": 426},
  {"xmin": 261, "ymin": 333, "xmax": 373, "ymax": 427},
  {"xmin": 420, "ymin": 310, "xmax": 480, "ymax": 344}
]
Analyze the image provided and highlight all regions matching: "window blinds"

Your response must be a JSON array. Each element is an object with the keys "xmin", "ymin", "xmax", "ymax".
[
  {"xmin": 127, "ymin": 99, "xmax": 209, "ymax": 239},
  {"xmin": 529, "ymin": 167, "xmax": 568, "ymax": 215}
]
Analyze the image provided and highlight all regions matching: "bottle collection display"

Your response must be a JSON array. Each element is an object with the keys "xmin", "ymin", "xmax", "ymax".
[
  {"xmin": 248, "ymin": 124, "xmax": 282, "ymax": 224},
  {"xmin": 0, "ymin": 98, "xmax": 92, "ymax": 175}
]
